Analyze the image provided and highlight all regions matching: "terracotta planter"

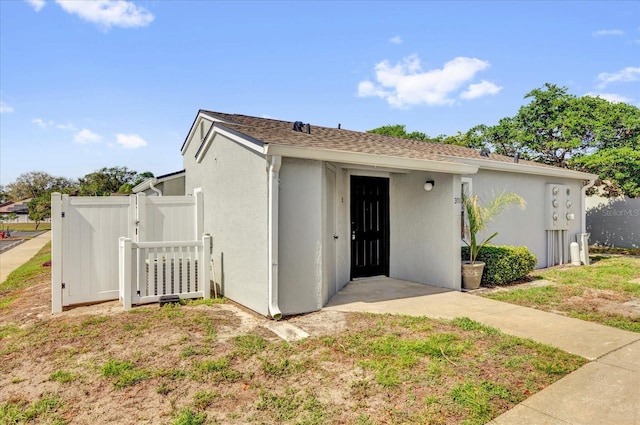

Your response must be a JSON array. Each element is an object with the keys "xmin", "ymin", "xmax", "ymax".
[{"xmin": 461, "ymin": 261, "xmax": 485, "ymax": 290}]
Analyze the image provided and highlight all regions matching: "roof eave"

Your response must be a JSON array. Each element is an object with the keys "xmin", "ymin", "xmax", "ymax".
[
  {"xmin": 265, "ymin": 144, "xmax": 478, "ymax": 174},
  {"xmin": 133, "ymin": 177, "xmax": 156, "ymax": 193},
  {"xmin": 444, "ymin": 156, "xmax": 598, "ymax": 180}
]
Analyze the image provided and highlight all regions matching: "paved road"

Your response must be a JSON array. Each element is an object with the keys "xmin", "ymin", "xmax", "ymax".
[{"xmin": 0, "ymin": 231, "xmax": 47, "ymax": 254}]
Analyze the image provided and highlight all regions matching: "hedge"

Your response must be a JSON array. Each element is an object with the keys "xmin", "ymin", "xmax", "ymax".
[{"xmin": 461, "ymin": 245, "xmax": 537, "ymax": 285}]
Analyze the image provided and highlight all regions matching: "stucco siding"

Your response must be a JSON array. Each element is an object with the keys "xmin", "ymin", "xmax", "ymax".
[
  {"xmin": 466, "ymin": 170, "xmax": 584, "ymax": 268},
  {"xmin": 183, "ymin": 132, "xmax": 270, "ymax": 316},
  {"xmin": 161, "ymin": 176, "xmax": 185, "ymax": 196},
  {"xmin": 278, "ymin": 158, "xmax": 324, "ymax": 315},
  {"xmin": 334, "ymin": 168, "xmax": 350, "ymax": 290},
  {"xmin": 390, "ymin": 172, "xmax": 461, "ymax": 290}
]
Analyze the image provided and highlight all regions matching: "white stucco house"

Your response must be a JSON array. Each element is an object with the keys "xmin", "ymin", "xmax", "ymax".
[{"xmin": 177, "ymin": 110, "xmax": 597, "ymax": 318}]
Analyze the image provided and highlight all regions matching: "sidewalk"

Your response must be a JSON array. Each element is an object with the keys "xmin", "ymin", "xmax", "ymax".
[
  {"xmin": 0, "ymin": 231, "xmax": 51, "ymax": 284},
  {"xmin": 324, "ymin": 277, "xmax": 640, "ymax": 425}
]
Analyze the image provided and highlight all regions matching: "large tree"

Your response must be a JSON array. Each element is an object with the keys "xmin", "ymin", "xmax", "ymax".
[
  {"xmin": 77, "ymin": 166, "xmax": 141, "ymax": 196},
  {"xmin": 6, "ymin": 171, "xmax": 76, "ymax": 201},
  {"xmin": 461, "ymin": 84, "xmax": 640, "ymax": 197},
  {"xmin": 367, "ymin": 124, "xmax": 433, "ymax": 142}
]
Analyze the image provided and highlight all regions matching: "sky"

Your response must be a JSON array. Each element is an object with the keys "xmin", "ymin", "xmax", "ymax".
[{"xmin": 1, "ymin": 0, "xmax": 639, "ymax": 185}]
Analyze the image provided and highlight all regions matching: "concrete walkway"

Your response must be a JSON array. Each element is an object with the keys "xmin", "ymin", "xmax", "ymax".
[
  {"xmin": 0, "ymin": 231, "xmax": 51, "ymax": 284},
  {"xmin": 324, "ymin": 276, "xmax": 640, "ymax": 425}
]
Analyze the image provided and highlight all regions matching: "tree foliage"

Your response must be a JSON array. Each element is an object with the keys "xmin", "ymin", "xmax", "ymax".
[
  {"xmin": 28, "ymin": 194, "xmax": 51, "ymax": 230},
  {"xmin": 6, "ymin": 171, "xmax": 75, "ymax": 201},
  {"xmin": 368, "ymin": 83, "xmax": 640, "ymax": 198},
  {"xmin": 367, "ymin": 124, "xmax": 433, "ymax": 142},
  {"xmin": 476, "ymin": 83, "xmax": 640, "ymax": 197},
  {"xmin": 77, "ymin": 166, "xmax": 142, "ymax": 196}
]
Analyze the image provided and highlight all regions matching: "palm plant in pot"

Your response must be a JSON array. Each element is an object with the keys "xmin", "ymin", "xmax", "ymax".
[{"xmin": 461, "ymin": 191, "xmax": 526, "ymax": 290}]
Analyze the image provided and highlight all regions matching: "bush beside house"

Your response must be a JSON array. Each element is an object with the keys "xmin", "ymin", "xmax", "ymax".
[{"xmin": 461, "ymin": 246, "xmax": 536, "ymax": 285}]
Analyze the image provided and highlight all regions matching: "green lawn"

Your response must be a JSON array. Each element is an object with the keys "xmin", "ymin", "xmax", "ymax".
[{"xmin": 484, "ymin": 256, "xmax": 640, "ymax": 332}]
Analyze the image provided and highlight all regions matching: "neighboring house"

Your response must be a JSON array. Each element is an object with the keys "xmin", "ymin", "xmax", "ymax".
[
  {"xmin": 179, "ymin": 110, "xmax": 597, "ymax": 318},
  {"xmin": 133, "ymin": 170, "xmax": 186, "ymax": 196},
  {"xmin": 0, "ymin": 198, "xmax": 32, "ymax": 223}
]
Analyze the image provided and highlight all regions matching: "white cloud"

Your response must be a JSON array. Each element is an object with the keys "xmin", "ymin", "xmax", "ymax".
[
  {"xmin": 116, "ymin": 133, "xmax": 147, "ymax": 149},
  {"xmin": 32, "ymin": 118, "xmax": 55, "ymax": 128},
  {"xmin": 389, "ymin": 35, "xmax": 402, "ymax": 44},
  {"xmin": 56, "ymin": 123, "xmax": 77, "ymax": 131},
  {"xmin": 593, "ymin": 29, "xmax": 624, "ymax": 37},
  {"xmin": 0, "ymin": 100, "xmax": 14, "ymax": 113},
  {"xmin": 358, "ymin": 54, "xmax": 497, "ymax": 107},
  {"xmin": 584, "ymin": 92, "xmax": 633, "ymax": 104},
  {"xmin": 25, "ymin": 0, "xmax": 45, "ymax": 11},
  {"xmin": 55, "ymin": 0, "xmax": 154, "ymax": 30},
  {"xmin": 461, "ymin": 80, "xmax": 503, "ymax": 99},
  {"xmin": 597, "ymin": 66, "xmax": 640, "ymax": 87},
  {"xmin": 32, "ymin": 117, "xmax": 77, "ymax": 130},
  {"xmin": 74, "ymin": 129, "xmax": 102, "ymax": 144}
]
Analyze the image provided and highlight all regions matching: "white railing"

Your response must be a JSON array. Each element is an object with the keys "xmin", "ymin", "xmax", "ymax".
[{"xmin": 119, "ymin": 236, "xmax": 211, "ymax": 310}]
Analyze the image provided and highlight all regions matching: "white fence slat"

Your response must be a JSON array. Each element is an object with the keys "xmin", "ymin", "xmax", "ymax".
[
  {"xmin": 51, "ymin": 193, "xmax": 63, "ymax": 313},
  {"xmin": 121, "ymin": 238, "xmax": 132, "ymax": 310},
  {"xmin": 202, "ymin": 234, "xmax": 211, "ymax": 299}
]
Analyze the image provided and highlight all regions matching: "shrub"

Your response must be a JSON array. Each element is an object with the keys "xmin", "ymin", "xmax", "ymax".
[{"xmin": 462, "ymin": 245, "xmax": 536, "ymax": 285}]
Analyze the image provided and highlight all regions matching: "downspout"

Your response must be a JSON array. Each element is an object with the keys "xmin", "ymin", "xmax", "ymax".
[
  {"xmin": 149, "ymin": 178, "xmax": 162, "ymax": 196},
  {"xmin": 580, "ymin": 179, "xmax": 597, "ymax": 234},
  {"xmin": 267, "ymin": 155, "xmax": 283, "ymax": 320}
]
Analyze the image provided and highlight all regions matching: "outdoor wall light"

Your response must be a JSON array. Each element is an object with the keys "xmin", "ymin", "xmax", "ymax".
[{"xmin": 423, "ymin": 180, "xmax": 435, "ymax": 192}]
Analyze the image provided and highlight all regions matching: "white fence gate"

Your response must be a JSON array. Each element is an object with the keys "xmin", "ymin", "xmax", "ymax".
[{"xmin": 51, "ymin": 192, "xmax": 206, "ymax": 312}]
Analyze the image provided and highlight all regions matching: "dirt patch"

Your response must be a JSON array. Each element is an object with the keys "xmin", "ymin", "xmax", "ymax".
[{"xmin": 566, "ymin": 288, "xmax": 640, "ymax": 319}]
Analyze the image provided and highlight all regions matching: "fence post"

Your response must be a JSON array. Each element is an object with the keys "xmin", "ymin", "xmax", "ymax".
[
  {"xmin": 194, "ymin": 189, "xmax": 203, "ymax": 240},
  {"xmin": 51, "ymin": 193, "xmax": 63, "ymax": 313},
  {"xmin": 130, "ymin": 195, "xmax": 139, "ymax": 242},
  {"xmin": 120, "ymin": 237, "xmax": 132, "ymax": 310},
  {"xmin": 202, "ymin": 234, "xmax": 211, "ymax": 299}
]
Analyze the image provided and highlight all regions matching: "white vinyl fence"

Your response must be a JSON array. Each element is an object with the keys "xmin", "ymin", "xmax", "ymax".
[
  {"xmin": 52, "ymin": 192, "xmax": 209, "ymax": 313},
  {"xmin": 119, "ymin": 237, "xmax": 211, "ymax": 310}
]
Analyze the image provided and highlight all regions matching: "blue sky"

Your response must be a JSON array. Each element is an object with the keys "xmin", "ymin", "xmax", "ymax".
[{"xmin": 1, "ymin": 0, "xmax": 638, "ymax": 185}]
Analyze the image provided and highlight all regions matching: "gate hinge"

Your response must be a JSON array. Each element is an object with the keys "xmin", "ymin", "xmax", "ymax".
[
  {"xmin": 62, "ymin": 282, "xmax": 66, "ymax": 289},
  {"xmin": 61, "ymin": 211, "xmax": 65, "ymax": 218}
]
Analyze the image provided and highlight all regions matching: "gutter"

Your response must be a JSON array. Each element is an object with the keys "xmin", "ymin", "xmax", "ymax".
[
  {"xmin": 442, "ymin": 156, "xmax": 598, "ymax": 180},
  {"xmin": 267, "ymin": 155, "xmax": 283, "ymax": 320},
  {"xmin": 149, "ymin": 179, "xmax": 162, "ymax": 196},
  {"xmin": 265, "ymin": 145, "xmax": 478, "ymax": 175}
]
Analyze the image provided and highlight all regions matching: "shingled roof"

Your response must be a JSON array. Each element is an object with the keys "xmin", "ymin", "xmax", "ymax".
[{"xmin": 190, "ymin": 110, "xmax": 596, "ymax": 179}]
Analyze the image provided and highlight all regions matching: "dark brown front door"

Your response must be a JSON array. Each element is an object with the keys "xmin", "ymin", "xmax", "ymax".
[{"xmin": 350, "ymin": 176, "xmax": 389, "ymax": 278}]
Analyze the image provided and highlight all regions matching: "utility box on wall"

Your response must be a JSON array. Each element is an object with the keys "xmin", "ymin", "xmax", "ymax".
[{"xmin": 545, "ymin": 184, "xmax": 575, "ymax": 230}]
